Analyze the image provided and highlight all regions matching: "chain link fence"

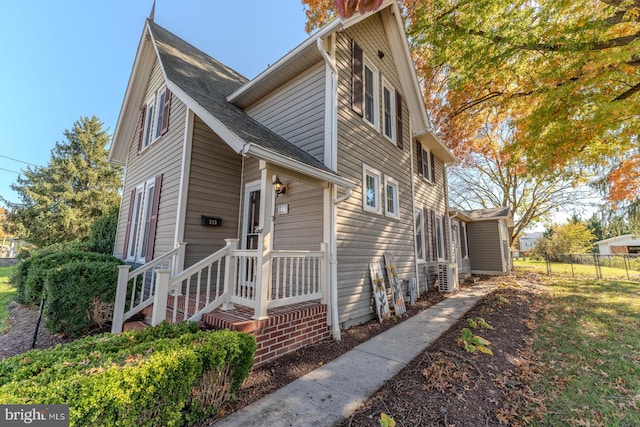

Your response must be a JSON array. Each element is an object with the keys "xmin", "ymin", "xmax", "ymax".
[{"xmin": 542, "ymin": 253, "xmax": 640, "ymax": 281}]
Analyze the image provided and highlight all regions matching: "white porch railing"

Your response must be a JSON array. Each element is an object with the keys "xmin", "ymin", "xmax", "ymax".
[
  {"xmin": 267, "ymin": 246, "xmax": 326, "ymax": 308},
  {"xmin": 111, "ymin": 240, "xmax": 327, "ymax": 332},
  {"xmin": 111, "ymin": 243, "xmax": 185, "ymax": 333}
]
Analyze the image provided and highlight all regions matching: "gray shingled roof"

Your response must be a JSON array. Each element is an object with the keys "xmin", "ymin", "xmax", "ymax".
[
  {"xmin": 462, "ymin": 207, "xmax": 511, "ymax": 221},
  {"xmin": 148, "ymin": 21, "xmax": 336, "ymax": 175}
]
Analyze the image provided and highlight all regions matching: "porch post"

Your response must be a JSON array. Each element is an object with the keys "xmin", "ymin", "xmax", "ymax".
[
  {"xmin": 151, "ymin": 269, "xmax": 171, "ymax": 326},
  {"xmin": 111, "ymin": 265, "xmax": 131, "ymax": 333},
  {"xmin": 222, "ymin": 238, "xmax": 239, "ymax": 311},
  {"xmin": 253, "ymin": 162, "xmax": 273, "ymax": 320}
]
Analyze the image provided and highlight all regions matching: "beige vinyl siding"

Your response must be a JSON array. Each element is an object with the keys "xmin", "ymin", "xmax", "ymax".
[
  {"xmin": 114, "ymin": 59, "xmax": 186, "ymax": 260},
  {"xmin": 334, "ymin": 17, "xmax": 415, "ymax": 327},
  {"xmin": 182, "ymin": 117, "xmax": 242, "ymax": 268},
  {"xmin": 245, "ymin": 62, "xmax": 326, "ymax": 162},
  {"xmin": 272, "ymin": 174, "xmax": 324, "ymax": 251},
  {"xmin": 467, "ymin": 221, "xmax": 504, "ymax": 273},
  {"xmin": 413, "ymin": 146, "xmax": 449, "ymax": 289}
]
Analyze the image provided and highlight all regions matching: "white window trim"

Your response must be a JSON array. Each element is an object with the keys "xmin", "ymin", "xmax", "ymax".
[
  {"xmin": 421, "ymin": 146, "xmax": 434, "ymax": 184},
  {"xmin": 363, "ymin": 57, "xmax": 378, "ymax": 130},
  {"xmin": 141, "ymin": 95, "xmax": 155, "ymax": 151},
  {"xmin": 153, "ymin": 86, "xmax": 167, "ymax": 141},
  {"xmin": 435, "ymin": 214, "xmax": 446, "ymax": 261},
  {"xmin": 140, "ymin": 86, "xmax": 168, "ymax": 151},
  {"xmin": 384, "ymin": 175, "xmax": 399, "ymax": 219},
  {"xmin": 126, "ymin": 177, "xmax": 156, "ymax": 263},
  {"xmin": 382, "ymin": 78, "xmax": 395, "ymax": 143},
  {"xmin": 415, "ymin": 208, "xmax": 425, "ymax": 262},
  {"xmin": 460, "ymin": 222, "xmax": 469, "ymax": 259},
  {"xmin": 362, "ymin": 163, "xmax": 382, "ymax": 214}
]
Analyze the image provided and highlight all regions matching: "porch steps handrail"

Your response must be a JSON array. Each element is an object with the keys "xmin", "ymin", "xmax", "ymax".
[
  {"xmin": 111, "ymin": 243, "xmax": 185, "ymax": 333},
  {"xmin": 159, "ymin": 239, "xmax": 238, "ymax": 325}
]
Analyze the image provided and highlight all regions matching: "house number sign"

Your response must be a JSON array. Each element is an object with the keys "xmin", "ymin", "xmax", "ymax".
[{"xmin": 201, "ymin": 215, "xmax": 222, "ymax": 227}]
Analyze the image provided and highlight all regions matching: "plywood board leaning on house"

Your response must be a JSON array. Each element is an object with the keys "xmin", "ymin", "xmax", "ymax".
[
  {"xmin": 369, "ymin": 261, "xmax": 390, "ymax": 322},
  {"xmin": 384, "ymin": 253, "xmax": 406, "ymax": 315}
]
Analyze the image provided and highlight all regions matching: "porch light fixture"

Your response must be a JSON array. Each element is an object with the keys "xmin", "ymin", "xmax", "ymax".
[{"xmin": 272, "ymin": 174, "xmax": 287, "ymax": 195}]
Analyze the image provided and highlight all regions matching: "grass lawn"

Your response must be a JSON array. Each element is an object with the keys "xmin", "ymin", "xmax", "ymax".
[
  {"xmin": 514, "ymin": 258, "xmax": 639, "ymax": 280},
  {"xmin": 530, "ymin": 277, "xmax": 640, "ymax": 425},
  {"xmin": 0, "ymin": 266, "xmax": 16, "ymax": 333}
]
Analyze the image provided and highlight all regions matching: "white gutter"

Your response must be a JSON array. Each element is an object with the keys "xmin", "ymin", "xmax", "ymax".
[{"xmin": 318, "ymin": 34, "xmax": 345, "ymax": 341}]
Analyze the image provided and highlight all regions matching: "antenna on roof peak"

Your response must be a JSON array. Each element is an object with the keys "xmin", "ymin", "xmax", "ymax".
[{"xmin": 149, "ymin": 1, "xmax": 156, "ymax": 22}]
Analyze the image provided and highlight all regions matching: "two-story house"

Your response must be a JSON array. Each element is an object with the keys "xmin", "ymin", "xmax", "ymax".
[{"xmin": 108, "ymin": 0, "xmax": 455, "ymax": 367}]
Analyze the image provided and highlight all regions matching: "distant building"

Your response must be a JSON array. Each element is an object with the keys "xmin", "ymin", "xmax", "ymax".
[
  {"xmin": 595, "ymin": 234, "xmax": 640, "ymax": 255},
  {"xmin": 519, "ymin": 232, "xmax": 543, "ymax": 252}
]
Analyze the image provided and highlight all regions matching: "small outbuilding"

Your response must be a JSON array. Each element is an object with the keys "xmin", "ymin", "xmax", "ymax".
[
  {"xmin": 595, "ymin": 234, "xmax": 640, "ymax": 255},
  {"xmin": 449, "ymin": 207, "xmax": 514, "ymax": 275}
]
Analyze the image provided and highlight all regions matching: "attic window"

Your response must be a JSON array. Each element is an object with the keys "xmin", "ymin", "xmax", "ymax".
[{"xmin": 138, "ymin": 86, "xmax": 172, "ymax": 152}]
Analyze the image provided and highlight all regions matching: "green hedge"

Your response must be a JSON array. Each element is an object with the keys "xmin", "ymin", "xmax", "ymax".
[
  {"xmin": 0, "ymin": 323, "xmax": 256, "ymax": 426},
  {"xmin": 12, "ymin": 249, "xmax": 121, "ymax": 306},
  {"xmin": 44, "ymin": 258, "xmax": 123, "ymax": 337},
  {"xmin": 86, "ymin": 207, "xmax": 118, "ymax": 255}
]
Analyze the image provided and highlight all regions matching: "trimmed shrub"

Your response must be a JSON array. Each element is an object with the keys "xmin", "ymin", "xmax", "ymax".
[
  {"xmin": 15, "ymin": 250, "xmax": 121, "ymax": 306},
  {"xmin": 86, "ymin": 207, "xmax": 118, "ymax": 255},
  {"xmin": 44, "ymin": 258, "xmax": 122, "ymax": 337},
  {"xmin": 0, "ymin": 324, "xmax": 256, "ymax": 426}
]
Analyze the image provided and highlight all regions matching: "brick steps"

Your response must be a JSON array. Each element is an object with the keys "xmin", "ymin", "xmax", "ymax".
[{"xmin": 124, "ymin": 298, "xmax": 329, "ymax": 369}]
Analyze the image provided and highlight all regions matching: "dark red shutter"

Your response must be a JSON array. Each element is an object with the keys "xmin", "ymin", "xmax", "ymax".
[
  {"xmin": 137, "ymin": 105, "xmax": 147, "ymax": 154},
  {"xmin": 396, "ymin": 92, "xmax": 403, "ymax": 149},
  {"xmin": 351, "ymin": 39, "xmax": 363, "ymax": 116},
  {"xmin": 430, "ymin": 152, "xmax": 436, "ymax": 182},
  {"xmin": 145, "ymin": 174, "xmax": 163, "ymax": 262},
  {"xmin": 123, "ymin": 189, "xmax": 136, "ymax": 258},
  {"xmin": 160, "ymin": 88, "xmax": 172, "ymax": 135},
  {"xmin": 416, "ymin": 141, "xmax": 423, "ymax": 176}
]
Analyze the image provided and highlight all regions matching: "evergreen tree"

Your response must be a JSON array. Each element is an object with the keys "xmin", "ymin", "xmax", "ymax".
[{"xmin": 2, "ymin": 116, "xmax": 123, "ymax": 247}]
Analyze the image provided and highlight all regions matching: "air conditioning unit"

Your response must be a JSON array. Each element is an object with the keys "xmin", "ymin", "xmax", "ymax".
[{"xmin": 438, "ymin": 263, "xmax": 459, "ymax": 293}]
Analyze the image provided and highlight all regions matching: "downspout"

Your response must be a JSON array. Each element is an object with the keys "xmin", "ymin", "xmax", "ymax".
[{"xmin": 318, "ymin": 36, "xmax": 343, "ymax": 341}]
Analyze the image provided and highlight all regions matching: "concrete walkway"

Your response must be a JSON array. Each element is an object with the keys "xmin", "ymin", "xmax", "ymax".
[{"xmin": 212, "ymin": 282, "xmax": 497, "ymax": 427}]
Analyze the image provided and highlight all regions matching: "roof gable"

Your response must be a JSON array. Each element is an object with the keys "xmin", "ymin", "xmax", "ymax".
[{"xmin": 109, "ymin": 19, "xmax": 350, "ymax": 186}]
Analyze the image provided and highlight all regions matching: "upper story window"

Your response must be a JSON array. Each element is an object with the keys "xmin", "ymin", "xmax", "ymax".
[
  {"xmin": 138, "ymin": 87, "xmax": 172, "ymax": 153},
  {"xmin": 363, "ymin": 59, "xmax": 378, "ymax": 128},
  {"xmin": 351, "ymin": 39, "xmax": 403, "ymax": 148},
  {"xmin": 382, "ymin": 79, "xmax": 395, "ymax": 141},
  {"xmin": 416, "ymin": 141, "xmax": 436, "ymax": 183}
]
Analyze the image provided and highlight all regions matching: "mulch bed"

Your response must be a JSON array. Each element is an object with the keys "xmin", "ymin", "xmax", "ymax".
[{"xmin": 2, "ymin": 274, "xmax": 545, "ymax": 426}]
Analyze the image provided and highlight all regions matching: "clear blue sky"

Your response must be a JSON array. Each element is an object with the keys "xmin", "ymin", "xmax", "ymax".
[{"xmin": 0, "ymin": 0, "xmax": 310, "ymax": 204}]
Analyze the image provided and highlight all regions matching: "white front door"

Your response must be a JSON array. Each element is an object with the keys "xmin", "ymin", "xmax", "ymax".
[{"xmin": 242, "ymin": 182, "xmax": 261, "ymax": 250}]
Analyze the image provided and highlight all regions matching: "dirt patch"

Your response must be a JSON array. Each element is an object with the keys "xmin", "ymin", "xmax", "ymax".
[
  {"xmin": 337, "ymin": 277, "xmax": 544, "ymax": 426},
  {"xmin": 0, "ymin": 302, "xmax": 74, "ymax": 360}
]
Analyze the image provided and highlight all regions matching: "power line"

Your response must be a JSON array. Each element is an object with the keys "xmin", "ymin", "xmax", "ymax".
[
  {"xmin": 0, "ymin": 167, "xmax": 20, "ymax": 174},
  {"xmin": 0, "ymin": 154, "xmax": 37, "ymax": 166}
]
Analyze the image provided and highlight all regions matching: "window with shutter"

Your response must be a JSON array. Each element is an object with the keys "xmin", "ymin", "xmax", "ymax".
[
  {"xmin": 382, "ymin": 78, "xmax": 395, "ymax": 141},
  {"xmin": 160, "ymin": 88, "xmax": 171, "ymax": 135},
  {"xmin": 416, "ymin": 141, "xmax": 423, "ymax": 177},
  {"xmin": 125, "ymin": 175, "xmax": 162, "ymax": 263},
  {"xmin": 137, "ymin": 106, "xmax": 146, "ymax": 154},
  {"xmin": 415, "ymin": 209, "xmax": 424, "ymax": 260}
]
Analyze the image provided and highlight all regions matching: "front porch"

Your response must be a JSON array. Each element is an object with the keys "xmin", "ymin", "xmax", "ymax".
[{"xmin": 112, "ymin": 239, "xmax": 330, "ymax": 366}]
